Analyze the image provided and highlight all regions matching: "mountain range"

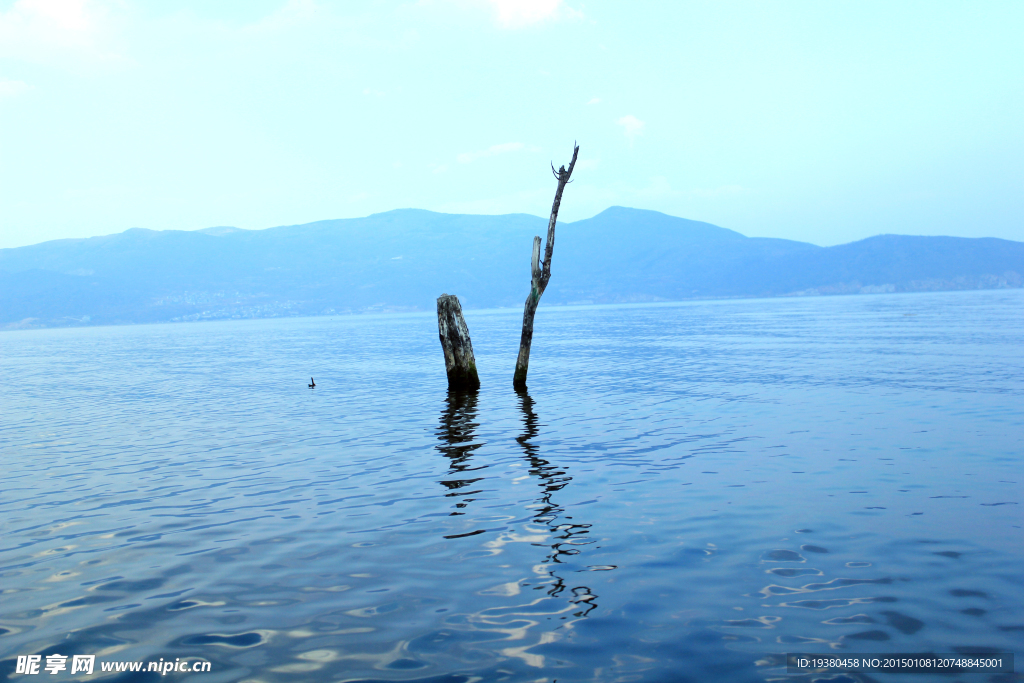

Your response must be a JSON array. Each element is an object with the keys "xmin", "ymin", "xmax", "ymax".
[{"xmin": 2, "ymin": 206, "xmax": 1022, "ymax": 329}]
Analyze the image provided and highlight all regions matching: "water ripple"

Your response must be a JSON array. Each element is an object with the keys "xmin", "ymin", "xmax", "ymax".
[{"xmin": 1, "ymin": 290, "xmax": 1022, "ymax": 682}]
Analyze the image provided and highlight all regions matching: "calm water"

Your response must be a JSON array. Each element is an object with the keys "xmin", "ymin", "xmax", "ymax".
[{"xmin": 2, "ymin": 290, "xmax": 1022, "ymax": 682}]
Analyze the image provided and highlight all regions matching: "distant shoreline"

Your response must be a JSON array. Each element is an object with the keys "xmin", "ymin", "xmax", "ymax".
[
  {"xmin": 3, "ymin": 208, "xmax": 1021, "ymax": 332},
  {"xmin": 5, "ymin": 286, "xmax": 1021, "ymax": 333}
]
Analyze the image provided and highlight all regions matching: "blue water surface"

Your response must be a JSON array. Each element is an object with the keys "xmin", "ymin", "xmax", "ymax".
[{"xmin": 1, "ymin": 290, "xmax": 1022, "ymax": 682}]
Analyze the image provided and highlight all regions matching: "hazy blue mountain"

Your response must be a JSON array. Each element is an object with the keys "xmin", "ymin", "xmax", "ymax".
[{"xmin": 2, "ymin": 207, "xmax": 1022, "ymax": 329}]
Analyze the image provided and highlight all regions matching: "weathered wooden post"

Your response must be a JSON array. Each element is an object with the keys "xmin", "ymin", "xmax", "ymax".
[
  {"xmin": 437, "ymin": 293, "xmax": 481, "ymax": 391},
  {"xmin": 513, "ymin": 143, "xmax": 579, "ymax": 390}
]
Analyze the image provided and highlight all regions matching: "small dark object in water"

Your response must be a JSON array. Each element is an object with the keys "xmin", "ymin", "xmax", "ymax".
[{"xmin": 308, "ymin": 377, "xmax": 315, "ymax": 388}]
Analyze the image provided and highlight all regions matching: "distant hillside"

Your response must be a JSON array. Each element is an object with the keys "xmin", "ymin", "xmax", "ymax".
[{"xmin": 1, "ymin": 207, "xmax": 1022, "ymax": 329}]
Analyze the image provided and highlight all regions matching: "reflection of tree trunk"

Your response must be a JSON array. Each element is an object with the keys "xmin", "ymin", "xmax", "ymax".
[
  {"xmin": 515, "ymin": 389, "xmax": 539, "ymax": 454},
  {"xmin": 515, "ymin": 389, "xmax": 598, "ymax": 617},
  {"xmin": 436, "ymin": 390, "xmax": 483, "ymax": 517},
  {"xmin": 513, "ymin": 145, "xmax": 579, "ymax": 390}
]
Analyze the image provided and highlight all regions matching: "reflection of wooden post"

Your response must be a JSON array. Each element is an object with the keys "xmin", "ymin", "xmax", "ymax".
[
  {"xmin": 513, "ymin": 144, "xmax": 579, "ymax": 390},
  {"xmin": 437, "ymin": 294, "xmax": 480, "ymax": 391}
]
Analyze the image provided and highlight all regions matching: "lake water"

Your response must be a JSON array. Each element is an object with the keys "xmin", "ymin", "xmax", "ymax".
[{"xmin": 1, "ymin": 290, "xmax": 1022, "ymax": 682}]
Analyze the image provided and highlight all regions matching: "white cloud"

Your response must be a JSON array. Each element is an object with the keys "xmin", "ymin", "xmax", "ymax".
[
  {"xmin": 434, "ymin": 186, "xmax": 552, "ymax": 216},
  {"xmin": 586, "ymin": 96, "xmax": 600, "ymax": 105},
  {"xmin": 415, "ymin": 0, "xmax": 581, "ymax": 29},
  {"xmin": 687, "ymin": 185, "xmax": 749, "ymax": 200},
  {"xmin": 0, "ymin": 0, "xmax": 120, "ymax": 66},
  {"xmin": 617, "ymin": 114, "xmax": 645, "ymax": 145},
  {"xmin": 481, "ymin": 0, "xmax": 583, "ymax": 28},
  {"xmin": 16, "ymin": 0, "xmax": 91, "ymax": 31},
  {"xmin": 457, "ymin": 141, "xmax": 524, "ymax": 164},
  {"xmin": 0, "ymin": 79, "xmax": 31, "ymax": 97},
  {"xmin": 247, "ymin": 0, "xmax": 323, "ymax": 33}
]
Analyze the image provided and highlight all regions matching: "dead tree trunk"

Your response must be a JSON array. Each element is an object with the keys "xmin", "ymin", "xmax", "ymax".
[
  {"xmin": 437, "ymin": 293, "xmax": 480, "ymax": 391},
  {"xmin": 513, "ymin": 143, "xmax": 579, "ymax": 390}
]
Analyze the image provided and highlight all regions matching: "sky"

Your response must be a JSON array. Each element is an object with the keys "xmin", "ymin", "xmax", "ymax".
[{"xmin": 0, "ymin": 0, "xmax": 1022, "ymax": 249}]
